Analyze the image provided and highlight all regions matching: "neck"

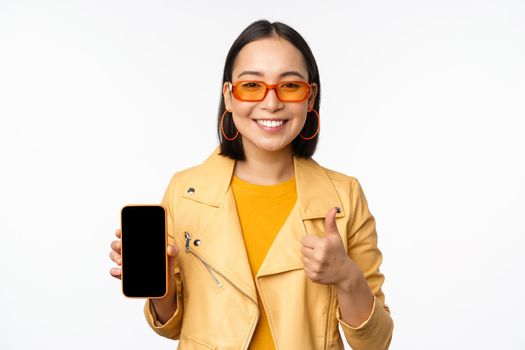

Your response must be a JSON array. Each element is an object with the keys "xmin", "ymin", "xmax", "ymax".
[{"xmin": 233, "ymin": 143, "xmax": 295, "ymax": 185}]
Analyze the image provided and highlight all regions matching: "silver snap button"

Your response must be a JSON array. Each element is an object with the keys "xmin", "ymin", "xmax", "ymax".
[
  {"xmin": 187, "ymin": 187, "xmax": 195, "ymax": 194},
  {"xmin": 193, "ymin": 239, "xmax": 201, "ymax": 246}
]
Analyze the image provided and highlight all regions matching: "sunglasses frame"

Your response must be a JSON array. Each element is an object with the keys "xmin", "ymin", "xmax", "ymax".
[{"xmin": 229, "ymin": 80, "xmax": 312, "ymax": 102}]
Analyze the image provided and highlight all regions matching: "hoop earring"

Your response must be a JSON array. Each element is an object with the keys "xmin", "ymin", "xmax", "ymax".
[
  {"xmin": 300, "ymin": 108, "xmax": 320, "ymax": 140},
  {"xmin": 220, "ymin": 110, "xmax": 239, "ymax": 141}
]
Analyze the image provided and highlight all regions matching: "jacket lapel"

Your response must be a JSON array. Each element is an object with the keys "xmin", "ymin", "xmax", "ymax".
[
  {"xmin": 257, "ymin": 150, "xmax": 346, "ymax": 278},
  {"xmin": 179, "ymin": 146, "xmax": 346, "ymax": 299},
  {"xmin": 179, "ymin": 147, "xmax": 257, "ymax": 302}
]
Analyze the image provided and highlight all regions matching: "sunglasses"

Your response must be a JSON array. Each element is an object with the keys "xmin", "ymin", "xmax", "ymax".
[{"xmin": 229, "ymin": 80, "xmax": 311, "ymax": 102}]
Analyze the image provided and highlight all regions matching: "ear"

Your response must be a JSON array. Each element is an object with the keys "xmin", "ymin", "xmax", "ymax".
[
  {"xmin": 307, "ymin": 82, "xmax": 318, "ymax": 112},
  {"xmin": 223, "ymin": 81, "xmax": 232, "ymax": 111}
]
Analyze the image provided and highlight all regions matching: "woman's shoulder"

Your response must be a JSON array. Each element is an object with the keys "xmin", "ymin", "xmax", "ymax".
[
  {"xmin": 163, "ymin": 163, "xmax": 202, "ymax": 190},
  {"xmin": 161, "ymin": 147, "xmax": 232, "ymax": 192},
  {"xmin": 310, "ymin": 159, "xmax": 372, "ymax": 206},
  {"xmin": 313, "ymin": 162, "xmax": 372, "ymax": 215}
]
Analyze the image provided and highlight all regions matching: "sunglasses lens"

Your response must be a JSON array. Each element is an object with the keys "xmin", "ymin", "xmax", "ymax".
[
  {"xmin": 235, "ymin": 82, "xmax": 266, "ymax": 101},
  {"xmin": 277, "ymin": 82, "xmax": 309, "ymax": 101}
]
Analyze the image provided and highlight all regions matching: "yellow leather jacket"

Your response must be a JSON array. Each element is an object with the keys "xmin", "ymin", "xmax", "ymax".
[{"xmin": 144, "ymin": 146, "xmax": 394, "ymax": 349}]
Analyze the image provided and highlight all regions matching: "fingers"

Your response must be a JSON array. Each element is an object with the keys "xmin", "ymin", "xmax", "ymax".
[
  {"xmin": 110, "ymin": 267, "xmax": 121, "ymax": 280},
  {"xmin": 302, "ymin": 235, "xmax": 320, "ymax": 249},
  {"xmin": 301, "ymin": 245, "xmax": 315, "ymax": 259},
  {"xmin": 110, "ymin": 230, "xmax": 122, "ymax": 265},
  {"xmin": 110, "ymin": 240, "xmax": 121, "ymax": 253},
  {"xmin": 110, "ymin": 229, "xmax": 123, "ymax": 280},
  {"xmin": 109, "ymin": 250, "xmax": 121, "ymax": 265}
]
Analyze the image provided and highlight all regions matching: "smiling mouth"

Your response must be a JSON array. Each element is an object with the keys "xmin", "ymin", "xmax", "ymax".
[{"xmin": 254, "ymin": 119, "xmax": 288, "ymax": 128}]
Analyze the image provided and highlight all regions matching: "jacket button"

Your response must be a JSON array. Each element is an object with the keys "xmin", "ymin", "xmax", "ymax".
[
  {"xmin": 193, "ymin": 239, "xmax": 201, "ymax": 246},
  {"xmin": 187, "ymin": 187, "xmax": 195, "ymax": 194}
]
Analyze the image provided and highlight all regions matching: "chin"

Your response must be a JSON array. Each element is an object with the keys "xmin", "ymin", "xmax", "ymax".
[{"xmin": 255, "ymin": 142, "xmax": 292, "ymax": 153}]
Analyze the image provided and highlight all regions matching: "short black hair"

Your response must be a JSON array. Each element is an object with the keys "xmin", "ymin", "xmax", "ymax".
[{"xmin": 217, "ymin": 19, "xmax": 321, "ymax": 160}]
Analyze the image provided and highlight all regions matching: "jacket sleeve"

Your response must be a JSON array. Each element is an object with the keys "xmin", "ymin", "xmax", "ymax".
[
  {"xmin": 143, "ymin": 175, "xmax": 184, "ymax": 340},
  {"xmin": 337, "ymin": 178, "xmax": 394, "ymax": 349}
]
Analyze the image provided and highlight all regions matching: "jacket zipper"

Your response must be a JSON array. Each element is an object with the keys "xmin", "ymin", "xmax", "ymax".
[
  {"xmin": 184, "ymin": 232, "xmax": 222, "ymax": 288},
  {"xmin": 193, "ymin": 252, "xmax": 223, "ymax": 288},
  {"xmin": 323, "ymin": 285, "xmax": 333, "ymax": 350},
  {"xmin": 184, "ymin": 231, "xmax": 260, "ymax": 349}
]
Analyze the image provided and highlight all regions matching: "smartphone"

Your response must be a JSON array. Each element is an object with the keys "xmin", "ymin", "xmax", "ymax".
[{"xmin": 120, "ymin": 204, "xmax": 168, "ymax": 298}]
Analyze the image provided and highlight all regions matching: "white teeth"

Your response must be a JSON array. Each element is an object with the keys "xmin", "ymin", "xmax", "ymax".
[{"xmin": 256, "ymin": 119, "xmax": 285, "ymax": 128}]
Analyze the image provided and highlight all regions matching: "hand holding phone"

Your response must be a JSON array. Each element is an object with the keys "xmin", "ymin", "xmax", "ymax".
[
  {"xmin": 110, "ymin": 204, "xmax": 181, "ymax": 323},
  {"xmin": 109, "ymin": 227, "xmax": 180, "ymax": 304},
  {"xmin": 115, "ymin": 205, "xmax": 176, "ymax": 298}
]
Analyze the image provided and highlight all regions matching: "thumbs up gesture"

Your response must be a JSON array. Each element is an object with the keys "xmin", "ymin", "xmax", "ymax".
[{"xmin": 301, "ymin": 207, "xmax": 356, "ymax": 288}]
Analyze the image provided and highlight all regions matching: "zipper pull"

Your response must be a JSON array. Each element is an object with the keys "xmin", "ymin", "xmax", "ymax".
[{"xmin": 184, "ymin": 231, "xmax": 191, "ymax": 252}]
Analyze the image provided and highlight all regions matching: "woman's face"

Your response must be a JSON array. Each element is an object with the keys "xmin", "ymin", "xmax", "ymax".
[{"xmin": 223, "ymin": 37, "xmax": 318, "ymax": 156}]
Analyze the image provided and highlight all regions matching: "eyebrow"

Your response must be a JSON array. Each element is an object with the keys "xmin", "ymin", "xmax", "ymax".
[{"xmin": 236, "ymin": 70, "xmax": 306, "ymax": 80}]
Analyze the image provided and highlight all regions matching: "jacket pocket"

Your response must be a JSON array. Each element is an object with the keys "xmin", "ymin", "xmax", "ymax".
[{"xmin": 178, "ymin": 334, "xmax": 216, "ymax": 349}]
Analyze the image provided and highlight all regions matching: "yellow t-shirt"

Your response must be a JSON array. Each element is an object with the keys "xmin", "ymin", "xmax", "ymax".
[{"xmin": 231, "ymin": 174, "xmax": 297, "ymax": 350}]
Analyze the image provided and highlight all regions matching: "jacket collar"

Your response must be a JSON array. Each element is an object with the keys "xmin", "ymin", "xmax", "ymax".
[{"xmin": 182, "ymin": 145, "xmax": 345, "ymax": 219}]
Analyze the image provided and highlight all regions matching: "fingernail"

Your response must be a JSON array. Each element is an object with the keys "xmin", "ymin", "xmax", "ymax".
[{"xmin": 335, "ymin": 206, "xmax": 341, "ymax": 213}]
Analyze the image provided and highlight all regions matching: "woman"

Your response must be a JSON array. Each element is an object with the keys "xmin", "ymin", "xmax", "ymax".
[{"xmin": 109, "ymin": 19, "xmax": 393, "ymax": 349}]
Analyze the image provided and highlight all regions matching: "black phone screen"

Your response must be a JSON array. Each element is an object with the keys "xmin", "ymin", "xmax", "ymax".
[{"xmin": 121, "ymin": 205, "xmax": 167, "ymax": 298}]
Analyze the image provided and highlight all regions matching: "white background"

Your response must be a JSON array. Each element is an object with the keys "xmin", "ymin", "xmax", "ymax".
[{"xmin": 1, "ymin": 0, "xmax": 524, "ymax": 349}]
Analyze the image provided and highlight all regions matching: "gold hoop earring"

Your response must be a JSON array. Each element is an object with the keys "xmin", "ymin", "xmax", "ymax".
[
  {"xmin": 300, "ymin": 108, "xmax": 320, "ymax": 140},
  {"xmin": 220, "ymin": 110, "xmax": 239, "ymax": 141}
]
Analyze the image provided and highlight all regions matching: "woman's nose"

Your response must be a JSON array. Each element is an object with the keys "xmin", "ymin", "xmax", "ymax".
[{"xmin": 261, "ymin": 87, "xmax": 283, "ymax": 111}]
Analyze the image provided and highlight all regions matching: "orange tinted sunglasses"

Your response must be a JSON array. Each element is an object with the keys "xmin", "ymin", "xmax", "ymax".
[{"xmin": 229, "ymin": 80, "xmax": 311, "ymax": 102}]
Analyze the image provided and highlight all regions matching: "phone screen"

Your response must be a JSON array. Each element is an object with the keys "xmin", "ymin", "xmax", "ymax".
[{"xmin": 121, "ymin": 205, "xmax": 167, "ymax": 298}]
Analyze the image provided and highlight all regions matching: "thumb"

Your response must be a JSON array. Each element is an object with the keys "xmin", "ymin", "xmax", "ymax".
[
  {"xmin": 167, "ymin": 244, "xmax": 179, "ymax": 276},
  {"xmin": 167, "ymin": 244, "xmax": 180, "ymax": 258},
  {"xmin": 165, "ymin": 245, "xmax": 180, "ymax": 292},
  {"xmin": 324, "ymin": 206, "xmax": 340, "ymax": 236}
]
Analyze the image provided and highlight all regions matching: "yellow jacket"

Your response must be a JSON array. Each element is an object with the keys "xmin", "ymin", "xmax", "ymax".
[{"xmin": 144, "ymin": 146, "xmax": 394, "ymax": 349}]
